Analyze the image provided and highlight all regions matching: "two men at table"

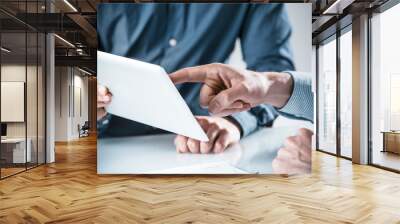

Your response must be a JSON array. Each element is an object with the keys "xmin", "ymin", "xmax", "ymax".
[{"xmin": 97, "ymin": 3, "xmax": 313, "ymax": 174}]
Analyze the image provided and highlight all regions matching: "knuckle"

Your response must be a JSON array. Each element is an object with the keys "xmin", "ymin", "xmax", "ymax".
[
  {"xmin": 272, "ymin": 158, "xmax": 283, "ymax": 171},
  {"xmin": 300, "ymin": 128, "xmax": 313, "ymax": 138},
  {"xmin": 214, "ymin": 142, "xmax": 223, "ymax": 152},
  {"xmin": 219, "ymin": 129, "xmax": 229, "ymax": 137},
  {"xmin": 187, "ymin": 140, "xmax": 195, "ymax": 148},
  {"xmin": 277, "ymin": 149, "xmax": 285, "ymax": 158},
  {"xmin": 240, "ymin": 82, "xmax": 251, "ymax": 93},
  {"xmin": 202, "ymin": 117, "xmax": 211, "ymax": 124},
  {"xmin": 197, "ymin": 118, "xmax": 207, "ymax": 127},
  {"xmin": 200, "ymin": 143, "xmax": 210, "ymax": 154},
  {"xmin": 221, "ymin": 93, "xmax": 229, "ymax": 101},
  {"xmin": 210, "ymin": 99, "xmax": 220, "ymax": 108},
  {"xmin": 174, "ymin": 136, "xmax": 181, "ymax": 145},
  {"xmin": 284, "ymin": 136, "xmax": 296, "ymax": 146},
  {"xmin": 182, "ymin": 67, "xmax": 190, "ymax": 73},
  {"xmin": 210, "ymin": 62, "xmax": 222, "ymax": 67},
  {"xmin": 209, "ymin": 63, "xmax": 222, "ymax": 74},
  {"xmin": 272, "ymin": 159, "xmax": 279, "ymax": 168},
  {"xmin": 209, "ymin": 123, "xmax": 219, "ymax": 130}
]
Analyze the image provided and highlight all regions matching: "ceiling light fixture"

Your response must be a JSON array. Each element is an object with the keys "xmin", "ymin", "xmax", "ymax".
[
  {"xmin": 76, "ymin": 49, "xmax": 85, "ymax": 55},
  {"xmin": 78, "ymin": 67, "xmax": 92, "ymax": 76},
  {"xmin": 1, "ymin": 47, "xmax": 11, "ymax": 53},
  {"xmin": 63, "ymin": 0, "xmax": 78, "ymax": 12},
  {"xmin": 54, "ymin": 34, "xmax": 75, "ymax": 48},
  {"xmin": 322, "ymin": 0, "xmax": 354, "ymax": 15}
]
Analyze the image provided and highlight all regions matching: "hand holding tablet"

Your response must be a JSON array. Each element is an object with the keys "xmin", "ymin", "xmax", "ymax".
[{"xmin": 97, "ymin": 51, "xmax": 208, "ymax": 142}]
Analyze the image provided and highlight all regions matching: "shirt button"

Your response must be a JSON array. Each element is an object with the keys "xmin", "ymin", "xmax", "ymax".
[{"xmin": 169, "ymin": 38, "xmax": 177, "ymax": 47}]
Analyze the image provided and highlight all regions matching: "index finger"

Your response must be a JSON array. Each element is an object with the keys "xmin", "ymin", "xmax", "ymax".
[{"xmin": 169, "ymin": 65, "xmax": 209, "ymax": 84}]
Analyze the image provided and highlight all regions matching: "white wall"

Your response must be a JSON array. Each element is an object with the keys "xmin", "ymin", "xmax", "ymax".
[
  {"xmin": 1, "ymin": 63, "xmax": 47, "ymax": 163},
  {"xmin": 54, "ymin": 67, "xmax": 89, "ymax": 141},
  {"xmin": 1, "ymin": 65, "xmax": 43, "ymax": 137},
  {"xmin": 74, "ymin": 74, "xmax": 89, "ymax": 124},
  {"xmin": 72, "ymin": 74, "xmax": 89, "ymax": 138},
  {"xmin": 55, "ymin": 66, "xmax": 69, "ymax": 141},
  {"xmin": 286, "ymin": 3, "xmax": 312, "ymax": 73}
]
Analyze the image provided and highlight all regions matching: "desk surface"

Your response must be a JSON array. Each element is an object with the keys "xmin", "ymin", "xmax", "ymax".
[
  {"xmin": 1, "ymin": 138, "xmax": 26, "ymax": 143},
  {"xmin": 98, "ymin": 126, "xmax": 300, "ymax": 174},
  {"xmin": 381, "ymin": 131, "xmax": 400, "ymax": 134}
]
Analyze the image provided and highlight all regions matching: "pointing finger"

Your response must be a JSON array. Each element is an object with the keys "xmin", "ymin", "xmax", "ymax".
[{"xmin": 169, "ymin": 65, "xmax": 210, "ymax": 84}]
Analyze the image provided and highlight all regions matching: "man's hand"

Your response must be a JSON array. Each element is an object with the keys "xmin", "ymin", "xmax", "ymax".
[
  {"xmin": 272, "ymin": 128, "xmax": 313, "ymax": 175},
  {"xmin": 174, "ymin": 116, "xmax": 241, "ymax": 154},
  {"xmin": 170, "ymin": 63, "xmax": 293, "ymax": 117},
  {"xmin": 97, "ymin": 85, "xmax": 112, "ymax": 120}
]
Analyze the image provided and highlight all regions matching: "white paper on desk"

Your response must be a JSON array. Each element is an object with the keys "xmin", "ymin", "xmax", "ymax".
[
  {"xmin": 97, "ymin": 51, "xmax": 208, "ymax": 141},
  {"xmin": 146, "ymin": 162, "xmax": 249, "ymax": 174}
]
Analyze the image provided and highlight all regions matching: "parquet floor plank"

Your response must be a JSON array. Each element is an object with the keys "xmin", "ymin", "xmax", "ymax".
[{"xmin": 0, "ymin": 135, "xmax": 399, "ymax": 223}]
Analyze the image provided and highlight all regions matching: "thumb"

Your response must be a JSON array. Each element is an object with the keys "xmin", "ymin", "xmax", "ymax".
[
  {"xmin": 199, "ymin": 85, "xmax": 219, "ymax": 108},
  {"xmin": 208, "ymin": 85, "xmax": 245, "ymax": 115}
]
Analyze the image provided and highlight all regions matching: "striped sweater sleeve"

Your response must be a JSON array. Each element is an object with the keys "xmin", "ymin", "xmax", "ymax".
[{"xmin": 277, "ymin": 71, "xmax": 314, "ymax": 123}]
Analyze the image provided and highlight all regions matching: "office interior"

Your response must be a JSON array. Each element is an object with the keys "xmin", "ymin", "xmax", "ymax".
[
  {"xmin": 0, "ymin": 0, "xmax": 399, "ymax": 222},
  {"xmin": 314, "ymin": 0, "xmax": 400, "ymax": 172},
  {"xmin": 0, "ymin": 0, "xmax": 97, "ymax": 179}
]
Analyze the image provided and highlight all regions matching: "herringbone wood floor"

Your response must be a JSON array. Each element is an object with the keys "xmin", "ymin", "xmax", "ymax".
[{"xmin": 1, "ymin": 135, "xmax": 400, "ymax": 224}]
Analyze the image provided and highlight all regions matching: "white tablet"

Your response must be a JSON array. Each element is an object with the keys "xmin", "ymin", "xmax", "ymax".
[{"xmin": 97, "ymin": 51, "xmax": 208, "ymax": 141}]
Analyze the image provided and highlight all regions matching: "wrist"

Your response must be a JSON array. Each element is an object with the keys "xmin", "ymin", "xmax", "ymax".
[
  {"xmin": 97, "ymin": 108, "xmax": 108, "ymax": 121},
  {"xmin": 224, "ymin": 116, "xmax": 243, "ymax": 138},
  {"xmin": 262, "ymin": 72, "xmax": 293, "ymax": 108}
]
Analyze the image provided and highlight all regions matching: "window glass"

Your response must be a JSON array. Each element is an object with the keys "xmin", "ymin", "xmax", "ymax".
[
  {"xmin": 340, "ymin": 30, "xmax": 352, "ymax": 158},
  {"xmin": 1, "ymin": 30, "xmax": 28, "ymax": 178},
  {"xmin": 318, "ymin": 37, "xmax": 337, "ymax": 154},
  {"xmin": 371, "ymin": 3, "xmax": 400, "ymax": 171},
  {"xmin": 27, "ymin": 30, "xmax": 38, "ymax": 169},
  {"xmin": 0, "ymin": 1, "xmax": 46, "ymax": 179}
]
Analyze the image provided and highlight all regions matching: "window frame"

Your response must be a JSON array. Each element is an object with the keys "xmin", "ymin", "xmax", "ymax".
[
  {"xmin": 0, "ymin": 0, "xmax": 48, "ymax": 180},
  {"xmin": 315, "ymin": 24, "xmax": 353, "ymax": 161},
  {"xmin": 367, "ymin": 1, "xmax": 400, "ymax": 173}
]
